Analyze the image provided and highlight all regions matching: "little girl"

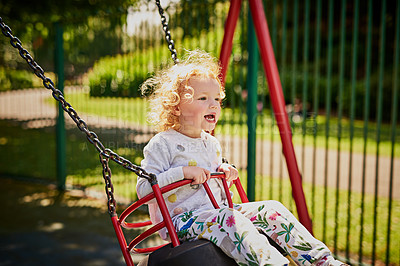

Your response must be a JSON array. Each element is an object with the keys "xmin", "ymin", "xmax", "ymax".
[{"xmin": 136, "ymin": 50, "xmax": 346, "ymax": 266}]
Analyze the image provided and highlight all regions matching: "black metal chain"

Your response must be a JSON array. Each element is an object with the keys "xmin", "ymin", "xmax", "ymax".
[
  {"xmin": 0, "ymin": 17, "xmax": 157, "ymax": 216},
  {"xmin": 155, "ymin": 0, "xmax": 179, "ymax": 64}
]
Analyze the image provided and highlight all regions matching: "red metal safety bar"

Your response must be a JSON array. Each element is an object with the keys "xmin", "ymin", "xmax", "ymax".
[
  {"xmin": 219, "ymin": 0, "xmax": 313, "ymax": 235},
  {"xmin": 111, "ymin": 173, "xmax": 248, "ymax": 266}
]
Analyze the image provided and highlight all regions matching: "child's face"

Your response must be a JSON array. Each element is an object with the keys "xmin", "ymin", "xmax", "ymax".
[{"xmin": 177, "ymin": 77, "xmax": 222, "ymax": 138}]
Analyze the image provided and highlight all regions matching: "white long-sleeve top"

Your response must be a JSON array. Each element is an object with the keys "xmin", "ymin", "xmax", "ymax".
[{"xmin": 136, "ymin": 129, "xmax": 228, "ymax": 239}]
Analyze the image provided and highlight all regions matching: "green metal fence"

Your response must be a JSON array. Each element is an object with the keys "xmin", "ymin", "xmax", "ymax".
[{"xmin": 0, "ymin": 0, "xmax": 399, "ymax": 265}]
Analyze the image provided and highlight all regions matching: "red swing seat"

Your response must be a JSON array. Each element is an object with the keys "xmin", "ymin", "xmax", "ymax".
[{"xmin": 111, "ymin": 173, "xmax": 249, "ymax": 266}]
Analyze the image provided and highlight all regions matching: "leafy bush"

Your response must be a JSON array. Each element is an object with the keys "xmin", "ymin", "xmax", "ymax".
[
  {"xmin": 0, "ymin": 67, "xmax": 33, "ymax": 91},
  {"xmin": 0, "ymin": 67, "xmax": 57, "ymax": 91},
  {"xmin": 257, "ymin": 69, "xmax": 395, "ymax": 122},
  {"xmin": 88, "ymin": 47, "xmax": 171, "ymax": 98},
  {"xmin": 87, "ymin": 42, "xmax": 395, "ymax": 122}
]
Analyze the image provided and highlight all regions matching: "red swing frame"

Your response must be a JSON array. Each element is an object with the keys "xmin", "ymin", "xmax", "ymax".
[
  {"xmin": 111, "ymin": 0, "xmax": 312, "ymax": 264},
  {"xmin": 112, "ymin": 173, "xmax": 248, "ymax": 266},
  {"xmin": 0, "ymin": 0, "xmax": 312, "ymax": 264},
  {"xmin": 219, "ymin": 0, "xmax": 312, "ymax": 233}
]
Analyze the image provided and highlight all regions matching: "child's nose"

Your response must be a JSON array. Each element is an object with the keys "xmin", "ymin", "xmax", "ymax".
[{"xmin": 210, "ymin": 102, "xmax": 219, "ymax": 109}]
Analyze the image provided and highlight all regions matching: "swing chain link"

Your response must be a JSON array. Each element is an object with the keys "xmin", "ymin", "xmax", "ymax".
[
  {"xmin": 99, "ymin": 153, "xmax": 117, "ymax": 215},
  {"xmin": 155, "ymin": 0, "xmax": 179, "ymax": 64},
  {"xmin": 0, "ymin": 17, "xmax": 158, "ymax": 215}
]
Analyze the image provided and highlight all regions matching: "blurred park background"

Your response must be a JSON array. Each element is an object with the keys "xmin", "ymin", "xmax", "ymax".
[{"xmin": 0, "ymin": 0, "xmax": 399, "ymax": 265}]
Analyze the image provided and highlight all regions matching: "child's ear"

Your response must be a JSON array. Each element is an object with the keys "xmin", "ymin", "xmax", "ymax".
[{"xmin": 173, "ymin": 107, "xmax": 181, "ymax": 116}]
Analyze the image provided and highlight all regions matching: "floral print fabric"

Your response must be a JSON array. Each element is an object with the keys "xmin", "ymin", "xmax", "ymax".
[{"xmin": 172, "ymin": 200, "xmax": 333, "ymax": 266}]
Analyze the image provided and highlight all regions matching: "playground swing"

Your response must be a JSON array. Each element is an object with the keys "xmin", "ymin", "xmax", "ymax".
[{"xmin": 0, "ymin": 0, "xmax": 312, "ymax": 265}]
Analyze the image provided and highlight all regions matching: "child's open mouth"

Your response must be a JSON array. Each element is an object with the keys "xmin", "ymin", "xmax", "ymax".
[{"xmin": 204, "ymin": 114, "xmax": 216, "ymax": 123}]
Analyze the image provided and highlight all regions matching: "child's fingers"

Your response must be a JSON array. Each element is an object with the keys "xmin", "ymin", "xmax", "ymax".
[
  {"xmin": 202, "ymin": 170, "xmax": 210, "ymax": 183},
  {"xmin": 223, "ymin": 168, "xmax": 231, "ymax": 181},
  {"xmin": 204, "ymin": 169, "xmax": 211, "ymax": 181},
  {"xmin": 216, "ymin": 164, "xmax": 239, "ymax": 182},
  {"xmin": 226, "ymin": 167, "xmax": 239, "ymax": 182},
  {"xmin": 193, "ymin": 171, "xmax": 205, "ymax": 185},
  {"xmin": 205, "ymin": 172, "xmax": 209, "ymax": 183},
  {"xmin": 230, "ymin": 169, "xmax": 239, "ymax": 182},
  {"xmin": 192, "ymin": 176, "xmax": 203, "ymax": 185},
  {"xmin": 231, "ymin": 171, "xmax": 238, "ymax": 181}
]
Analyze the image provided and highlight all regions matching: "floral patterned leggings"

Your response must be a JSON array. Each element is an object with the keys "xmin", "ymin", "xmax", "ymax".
[{"xmin": 172, "ymin": 200, "xmax": 336, "ymax": 266}]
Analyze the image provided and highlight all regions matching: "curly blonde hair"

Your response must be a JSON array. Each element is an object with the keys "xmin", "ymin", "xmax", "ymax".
[{"xmin": 141, "ymin": 49, "xmax": 225, "ymax": 132}]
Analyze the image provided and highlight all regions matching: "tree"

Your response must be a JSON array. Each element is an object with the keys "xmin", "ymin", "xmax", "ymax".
[{"xmin": 0, "ymin": 0, "xmax": 137, "ymax": 78}]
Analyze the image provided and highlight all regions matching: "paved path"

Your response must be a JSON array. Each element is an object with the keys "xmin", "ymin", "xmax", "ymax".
[{"xmin": 1, "ymin": 88, "xmax": 398, "ymax": 199}]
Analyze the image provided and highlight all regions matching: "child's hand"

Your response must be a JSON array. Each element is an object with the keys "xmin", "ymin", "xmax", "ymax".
[
  {"xmin": 217, "ymin": 163, "xmax": 239, "ymax": 183},
  {"xmin": 183, "ymin": 166, "xmax": 211, "ymax": 185}
]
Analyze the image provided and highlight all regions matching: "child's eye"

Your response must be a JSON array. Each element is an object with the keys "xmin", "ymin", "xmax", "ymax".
[
  {"xmin": 198, "ymin": 97, "xmax": 207, "ymax": 100},
  {"xmin": 215, "ymin": 98, "xmax": 221, "ymax": 102}
]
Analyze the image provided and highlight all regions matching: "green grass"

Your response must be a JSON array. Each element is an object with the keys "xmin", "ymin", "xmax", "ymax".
[
  {"xmin": 0, "ymin": 119, "xmax": 144, "ymax": 201},
  {"xmin": 49, "ymin": 90, "xmax": 400, "ymax": 158},
  {"xmin": 1, "ymin": 120, "xmax": 399, "ymax": 264},
  {"xmin": 64, "ymin": 90, "xmax": 148, "ymax": 125},
  {"xmin": 234, "ymin": 170, "xmax": 400, "ymax": 265}
]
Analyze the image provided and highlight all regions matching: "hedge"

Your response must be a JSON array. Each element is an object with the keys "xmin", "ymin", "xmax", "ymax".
[
  {"xmin": 0, "ymin": 67, "xmax": 33, "ymax": 91},
  {"xmin": 87, "ymin": 49, "xmax": 395, "ymax": 122},
  {"xmin": 87, "ymin": 46, "xmax": 171, "ymax": 98},
  {"xmin": 0, "ymin": 67, "xmax": 57, "ymax": 91}
]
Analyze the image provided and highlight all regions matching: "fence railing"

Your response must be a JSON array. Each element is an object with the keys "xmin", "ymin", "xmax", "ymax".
[{"xmin": 0, "ymin": 0, "xmax": 399, "ymax": 265}]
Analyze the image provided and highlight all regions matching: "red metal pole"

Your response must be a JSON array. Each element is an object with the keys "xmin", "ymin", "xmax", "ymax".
[
  {"xmin": 152, "ymin": 184, "xmax": 181, "ymax": 246},
  {"xmin": 219, "ymin": 0, "xmax": 242, "ymax": 84},
  {"xmin": 222, "ymin": 178, "xmax": 234, "ymax": 208},
  {"xmin": 203, "ymin": 182, "xmax": 221, "ymax": 209},
  {"xmin": 111, "ymin": 215, "xmax": 134, "ymax": 266},
  {"xmin": 234, "ymin": 179, "xmax": 249, "ymax": 203},
  {"xmin": 248, "ymin": 0, "xmax": 313, "ymax": 234}
]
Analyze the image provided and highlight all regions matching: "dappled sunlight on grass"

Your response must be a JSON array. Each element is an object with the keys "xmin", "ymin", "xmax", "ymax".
[
  {"xmin": 46, "ymin": 92, "xmax": 400, "ymax": 158},
  {"xmin": 39, "ymin": 222, "xmax": 65, "ymax": 233}
]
